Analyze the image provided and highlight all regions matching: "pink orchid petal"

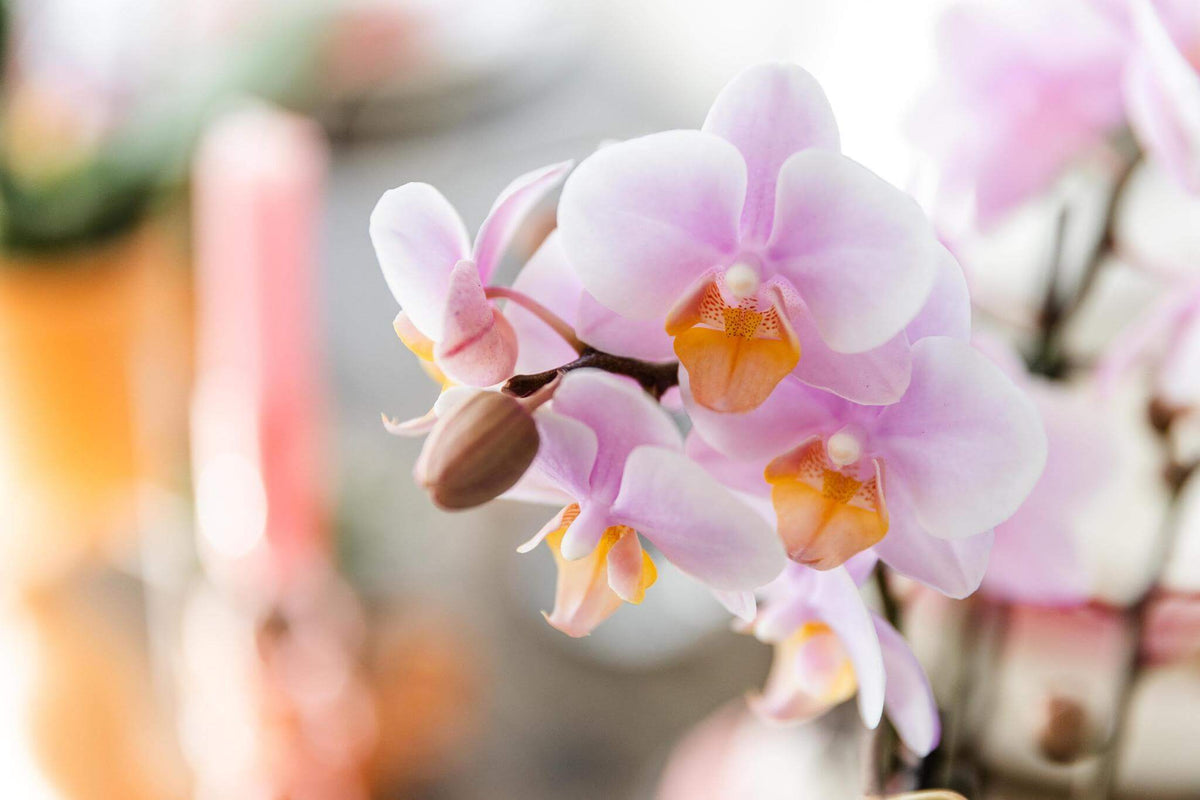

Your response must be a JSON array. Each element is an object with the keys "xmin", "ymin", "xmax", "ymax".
[
  {"xmin": 683, "ymin": 371, "xmax": 840, "ymax": 463},
  {"xmin": 529, "ymin": 408, "xmax": 599, "ymax": 501},
  {"xmin": 904, "ymin": 246, "xmax": 972, "ymax": 343},
  {"xmin": 877, "ymin": 529, "xmax": 994, "ymax": 600},
  {"xmin": 684, "ymin": 432, "xmax": 772, "ymax": 499},
  {"xmin": 612, "ymin": 446, "xmax": 786, "ymax": 591},
  {"xmin": 702, "ymin": 62, "xmax": 840, "ymax": 245},
  {"xmin": 712, "ymin": 589, "xmax": 757, "ymax": 623},
  {"xmin": 844, "ymin": 551, "xmax": 880, "ymax": 587},
  {"xmin": 876, "ymin": 337, "xmax": 1047, "ymax": 540},
  {"xmin": 766, "ymin": 150, "xmax": 938, "ymax": 354},
  {"xmin": 558, "ymin": 130, "xmax": 746, "ymax": 320},
  {"xmin": 807, "ymin": 568, "xmax": 886, "ymax": 729},
  {"xmin": 789, "ymin": 307, "xmax": 913, "ymax": 405},
  {"xmin": 509, "ymin": 232, "xmax": 584, "ymax": 374},
  {"xmin": 753, "ymin": 564, "xmax": 821, "ymax": 642},
  {"xmin": 551, "ymin": 370, "xmax": 682, "ymax": 505},
  {"xmin": 577, "ymin": 291, "xmax": 676, "ymax": 361},
  {"xmin": 874, "ymin": 616, "xmax": 941, "ymax": 757},
  {"xmin": 473, "ymin": 160, "xmax": 574, "ymax": 281},
  {"xmin": 370, "ymin": 182, "xmax": 471, "ymax": 340},
  {"xmin": 433, "ymin": 261, "xmax": 518, "ymax": 386},
  {"xmin": 873, "ymin": 472, "xmax": 994, "ymax": 598},
  {"xmin": 1125, "ymin": 1, "xmax": 1200, "ymax": 193}
]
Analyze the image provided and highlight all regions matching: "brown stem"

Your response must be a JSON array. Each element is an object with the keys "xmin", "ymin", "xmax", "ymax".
[
  {"xmin": 503, "ymin": 348, "xmax": 680, "ymax": 401},
  {"xmin": 1082, "ymin": 447, "xmax": 1195, "ymax": 798},
  {"xmin": 485, "ymin": 286, "xmax": 586, "ymax": 354},
  {"xmin": 1031, "ymin": 154, "xmax": 1141, "ymax": 376}
]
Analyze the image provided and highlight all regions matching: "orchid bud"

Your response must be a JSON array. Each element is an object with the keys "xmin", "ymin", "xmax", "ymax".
[
  {"xmin": 1036, "ymin": 695, "xmax": 1094, "ymax": 764},
  {"xmin": 413, "ymin": 390, "xmax": 540, "ymax": 510}
]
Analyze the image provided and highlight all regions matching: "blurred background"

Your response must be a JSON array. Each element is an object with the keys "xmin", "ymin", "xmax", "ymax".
[{"xmin": 0, "ymin": 0, "xmax": 1197, "ymax": 798}]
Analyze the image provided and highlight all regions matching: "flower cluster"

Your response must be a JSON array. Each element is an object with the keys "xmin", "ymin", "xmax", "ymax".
[{"xmin": 369, "ymin": 63, "xmax": 1047, "ymax": 754}]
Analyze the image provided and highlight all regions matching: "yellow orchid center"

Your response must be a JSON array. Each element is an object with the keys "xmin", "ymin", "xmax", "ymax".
[
  {"xmin": 543, "ymin": 504, "xmax": 658, "ymax": 637},
  {"xmin": 764, "ymin": 438, "xmax": 888, "ymax": 569},
  {"xmin": 666, "ymin": 273, "xmax": 800, "ymax": 414}
]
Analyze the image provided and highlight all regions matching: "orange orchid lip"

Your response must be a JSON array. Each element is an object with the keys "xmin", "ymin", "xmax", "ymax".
[
  {"xmin": 667, "ymin": 281, "xmax": 799, "ymax": 413},
  {"xmin": 765, "ymin": 440, "xmax": 888, "ymax": 569}
]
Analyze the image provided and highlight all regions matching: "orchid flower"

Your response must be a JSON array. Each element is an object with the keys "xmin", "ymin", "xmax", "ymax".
[
  {"xmin": 687, "ymin": 336, "xmax": 1046, "ymax": 598},
  {"xmin": 1100, "ymin": 278, "xmax": 1200, "ymax": 414},
  {"xmin": 912, "ymin": 0, "xmax": 1200, "ymax": 228},
  {"xmin": 511, "ymin": 369, "xmax": 785, "ymax": 636},
  {"xmin": 910, "ymin": 0, "xmax": 1130, "ymax": 227},
  {"xmin": 369, "ymin": 160, "xmax": 572, "ymax": 389},
  {"xmin": 558, "ymin": 63, "xmax": 944, "ymax": 412},
  {"xmin": 1125, "ymin": 0, "xmax": 1200, "ymax": 194},
  {"xmin": 749, "ymin": 564, "xmax": 940, "ymax": 758}
]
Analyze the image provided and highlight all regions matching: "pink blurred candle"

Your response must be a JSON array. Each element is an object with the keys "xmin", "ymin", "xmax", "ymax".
[{"xmin": 191, "ymin": 103, "xmax": 329, "ymax": 587}]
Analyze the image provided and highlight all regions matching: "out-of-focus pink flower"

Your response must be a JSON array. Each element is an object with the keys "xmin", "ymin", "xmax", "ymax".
[
  {"xmin": 510, "ymin": 370, "xmax": 785, "ymax": 637},
  {"xmin": 983, "ymin": 383, "xmax": 1109, "ymax": 605},
  {"xmin": 970, "ymin": 337, "xmax": 1110, "ymax": 606},
  {"xmin": 1125, "ymin": 0, "xmax": 1200, "ymax": 193},
  {"xmin": 1100, "ymin": 279, "xmax": 1200, "ymax": 413},
  {"xmin": 750, "ymin": 565, "xmax": 940, "ymax": 757},
  {"xmin": 559, "ymin": 63, "xmax": 944, "ymax": 412},
  {"xmin": 912, "ymin": 0, "xmax": 1130, "ymax": 227},
  {"xmin": 369, "ymin": 160, "xmax": 571, "ymax": 387},
  {"xmin": 913, "ymin": 0, "xmax": 1200, "ymax": 227},
  {"xmin": 688, "ymin": 337, "xmax": 1045, "ymax": 598}
]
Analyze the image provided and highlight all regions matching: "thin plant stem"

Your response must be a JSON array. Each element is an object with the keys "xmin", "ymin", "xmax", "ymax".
[{"xmin": 485, "ymin": 286, "xmax": 586, "ymax": 354}]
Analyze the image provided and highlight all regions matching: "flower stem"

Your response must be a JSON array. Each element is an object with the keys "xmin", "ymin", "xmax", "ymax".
[
  {"xmin": 485, "ymin": 286, "xmax": 586, "ymax": 354},
  {"xmin": 503, "ymin": 348, "xmax": 680, "ymax": 401},
  {"xmin": 1030, "ymin": 152, "xmax": 1141, "ymax": 376}
]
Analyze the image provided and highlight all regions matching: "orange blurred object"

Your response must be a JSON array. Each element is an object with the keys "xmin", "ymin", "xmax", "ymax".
[
  {"xmin": 0, "ymin": 223, "xmax": 190, "ymax": 585},
  {"xmin": 15, "ymin": 587, "xmax": 188, "ymax": 800},
  {"xmin": 366, "ymin": 611, "xmax": 482, "ymax": 793}
]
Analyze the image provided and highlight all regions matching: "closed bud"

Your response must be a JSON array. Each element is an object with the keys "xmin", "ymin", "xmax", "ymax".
[{"xmin": 414, "ymin": 390, "xmax": 540, "ymax": 510}]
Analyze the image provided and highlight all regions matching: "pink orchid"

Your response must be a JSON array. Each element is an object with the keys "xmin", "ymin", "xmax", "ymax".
[
  {"xmin": 557, "ymin": 63, "xmax": 944, "ymax": 412},
  {"xmin": 911, "ymin": 0, "xmax": 1130, "ymax": 227},
  {"xmin": 913, "ymin": 0, "xmax": 1200, "ymax": 227},
  {"xmin": 1125, "ymin": 0, "xmax": 1200, "ymax": 195},
  {"xmin": 369, "ymin": 160, "xmax": 572, "ymax": 387},
  {"xmin": 1100, "ymin": 279, "xmax": 1200, "ymax": 413},
  {"xmin": 512, "ymin": 369, "xmax": 785, "ymax": 637},
  {"xmin": 687, "ymin": 336, "xmax": 1046, "ymax": 598},
  {"xmin": 749, "ymin": 564, "xmax": 940, "ymax": 757}
]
